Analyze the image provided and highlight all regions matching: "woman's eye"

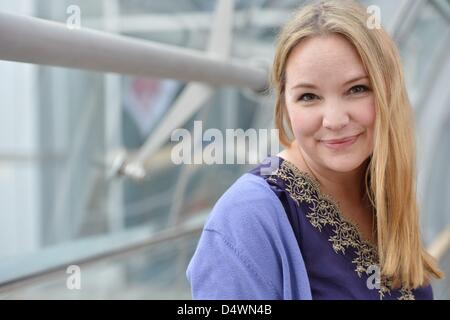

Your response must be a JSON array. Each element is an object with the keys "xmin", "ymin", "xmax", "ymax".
[
  {"xmin": 348, "ymin": 85, "xmax": 369, "ymax": 95},
  {"xmin": 298, "ymin": 93, "xmax": 317, "ymax": 102}
]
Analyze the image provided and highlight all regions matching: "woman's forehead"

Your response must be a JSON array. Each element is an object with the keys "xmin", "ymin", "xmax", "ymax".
[{"xmin": 285, "ymin": 34, "xmax": 367, "ymax": 85}]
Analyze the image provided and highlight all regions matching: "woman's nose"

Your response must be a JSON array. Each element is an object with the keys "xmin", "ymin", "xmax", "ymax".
[{"xmin": 322, "ymin": 102, "xmax": 350, "ymax": 130}]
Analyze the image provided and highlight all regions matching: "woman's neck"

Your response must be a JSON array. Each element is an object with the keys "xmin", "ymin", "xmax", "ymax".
[{"xmin": 278, "ymin": 141, "xmax": 369, "ymax": 206}]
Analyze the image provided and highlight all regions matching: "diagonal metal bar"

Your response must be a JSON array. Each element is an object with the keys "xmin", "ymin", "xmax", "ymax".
[{"xmin": 0, "ymin": 11, "xmax": 268, "ymax": 92}]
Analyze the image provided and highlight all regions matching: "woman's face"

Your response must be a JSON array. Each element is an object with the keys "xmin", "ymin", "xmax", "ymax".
[{"xmin": 284, "ymin": 34, "xmax": 375, "ymax": 173}]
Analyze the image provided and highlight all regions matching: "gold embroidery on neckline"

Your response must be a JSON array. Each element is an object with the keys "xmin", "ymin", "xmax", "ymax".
[{"xmin": 267, "ymin": 158, "xmax": 415, "ymax": 300}]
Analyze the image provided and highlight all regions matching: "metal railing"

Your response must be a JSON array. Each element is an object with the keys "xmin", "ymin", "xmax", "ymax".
[
  {"xmin": 0, "ymin": 212, "xmax": 207, "ymax": 293},
  {"xmin": 0, "ymin": 13, "xmax": 267, "ymax": 92},
  {"xmin": 429, "ymin": 226, "xmax": 450, "ymax": 262}
]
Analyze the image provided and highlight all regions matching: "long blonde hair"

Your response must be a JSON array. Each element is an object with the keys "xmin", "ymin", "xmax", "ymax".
[{"xmin": 272, "ymin": 0, "xmax": 443, "ymax": 288}]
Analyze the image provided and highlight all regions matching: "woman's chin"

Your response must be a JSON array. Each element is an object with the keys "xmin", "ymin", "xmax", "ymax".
[{"xmin": 321, "ymin": 156, "xmax": 369, "ymax": 173}]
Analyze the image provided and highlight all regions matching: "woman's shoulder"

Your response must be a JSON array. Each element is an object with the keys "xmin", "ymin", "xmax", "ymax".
[
  {"xmin": 204, "ymin": 156, "xmax": 308, "ymax": 231},
  {"xmin": 204, "ymin": 172, "xmax": 286, "ymax": 234},
  {"xmin": 187, "ymin": 161, "xmax": 312, "ymax": 299}
]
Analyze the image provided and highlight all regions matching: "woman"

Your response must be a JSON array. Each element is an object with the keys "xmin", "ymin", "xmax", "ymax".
[{"xmin": 186, "ymin": 0, "xmax": 443, "ymax": 300}]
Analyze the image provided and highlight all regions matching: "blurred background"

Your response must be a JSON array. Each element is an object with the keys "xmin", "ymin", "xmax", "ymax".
[{"xmin": 0, "ymin": 0, "xmax": 449, "ymax": 299}]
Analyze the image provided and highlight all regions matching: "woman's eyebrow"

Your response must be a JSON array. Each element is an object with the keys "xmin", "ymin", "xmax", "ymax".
[
  {"xmin": 289, "ymin": 82, "xmax": 318, "ymax": 91},
  {"xmin": 289, "ymin": 74, "xmax": 368, "ymax": 91},
  {"xmin": 343, "ymin": 75, "xmax": 369, "ymax": 86}
]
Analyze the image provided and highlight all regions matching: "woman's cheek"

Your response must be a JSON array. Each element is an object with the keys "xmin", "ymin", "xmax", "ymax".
[
  {"xmin": 354, "ymin": 99, "xmax": 376, "ymax": 127},
  {"xmin": 288, "ymin": 107, "xmax": 321, "ymax": 141}
]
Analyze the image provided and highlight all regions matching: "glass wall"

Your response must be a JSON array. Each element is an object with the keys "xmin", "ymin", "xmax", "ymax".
[{"xmin": 0, "ymin": 0, "xmax": 449, "ymax": 299}]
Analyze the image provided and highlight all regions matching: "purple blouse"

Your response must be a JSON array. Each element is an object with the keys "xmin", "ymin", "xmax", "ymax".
[
  {"xmin": 250, "ymin": 156, "xmax": 433, "ymax": 300},
  {"xmin": 186, "ymin": 156, "xmax": 433, "ymax": 300}
]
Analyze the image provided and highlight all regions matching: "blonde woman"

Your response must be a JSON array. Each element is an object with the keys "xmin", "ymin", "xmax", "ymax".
[{"xmin": 186, "ymin": 0, "xmax": 443, "ymax": 299}]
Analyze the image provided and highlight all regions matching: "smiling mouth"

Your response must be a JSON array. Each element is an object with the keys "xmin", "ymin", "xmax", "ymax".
[{"xmin": 321, "ymin": 133, "xmax": 361, "ymax": 149}]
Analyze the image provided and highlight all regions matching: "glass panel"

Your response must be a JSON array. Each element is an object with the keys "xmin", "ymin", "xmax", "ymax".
[
  {"xmin": 398, "ymin": 2, "xmax": 448, "ymax": 103},
  {"xmin": 433, "ymin": 246, "xmax": 450, "ymax": 300},
  {"xmin": 0, "ymin": 0, "xmax": 272, "ymax": 293}
]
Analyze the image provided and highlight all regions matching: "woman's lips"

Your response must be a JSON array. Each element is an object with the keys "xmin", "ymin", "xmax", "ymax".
[{"xmin": 321, "ymin": 133, "xmax": 361, "ymax": 150}]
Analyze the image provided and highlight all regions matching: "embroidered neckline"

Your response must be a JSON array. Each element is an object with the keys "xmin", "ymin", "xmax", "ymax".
[
  {"xmin": 279, "ymin": 158, "xmax": 377, "ymax": 248},
  {"xmin": 267, "ymin": 157, "xmax": 414, "ymax": 300}
]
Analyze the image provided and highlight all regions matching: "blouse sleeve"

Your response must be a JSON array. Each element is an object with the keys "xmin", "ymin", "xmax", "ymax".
[
  {"xmin": 186, "ymin": 228, "xmax": 281, "ymax": 299},
  {"xmin": 185, "ymin": 173, "xmax": 309, "ymax": 300}
]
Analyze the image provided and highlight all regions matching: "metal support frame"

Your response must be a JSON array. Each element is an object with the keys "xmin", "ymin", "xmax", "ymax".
[
  {"xmin": 0, "ymin": 12, "xmax": 267, "ymax": 91},
  {"xmin": 0, "ymin": 212, "xmax": 207, "ymax": 292}
]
